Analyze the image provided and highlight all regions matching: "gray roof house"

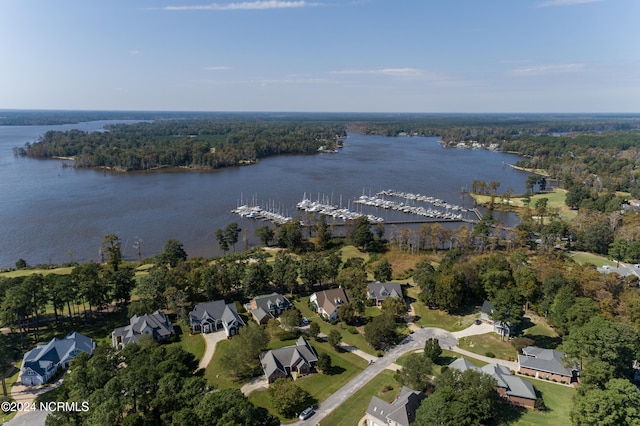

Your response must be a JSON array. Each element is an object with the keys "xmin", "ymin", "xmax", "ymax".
[
  {"xmin": 518, "ymin": 346, "xmax": 576, "ymax": 384},
  {"xmin": 449, "ymin": 358, "xmax": 537, "ymax": 408},
  {"xmin": 259, "ymin": 337, "xmax": 318, "ymax": 383},
  {"xmin": 479, "ymin": 300, "xmax": 514, "ymax": 337},
  {"xmin": 21, "ymin": 332, "xmax": 96, "ymax": 386},
  {"xmin": 112, "ymin": 311, "xmax": 175, "ymax": 349},
  {"xmin": 189, "ymin": 300, "xmax": 245, "ymax": 337},
  {"xmin": 367, "ymin": 282, "xmax": 403, "ymax": 305},
  {"xmin": 365, "ymin": 386, "xmax": 426, "ymax": 426},
  {"xmin": 245, "ymin": 292, "xmax": 291, "ymax": 324},
  {"xmin": 310, "ymin": 288, "xmax": 349, "ymax": 321}
]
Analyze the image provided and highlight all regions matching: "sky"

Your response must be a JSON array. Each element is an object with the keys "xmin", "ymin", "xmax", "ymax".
[{"xmin": 1, "ymin": 0, "xmax": 638, "ymax": 113}]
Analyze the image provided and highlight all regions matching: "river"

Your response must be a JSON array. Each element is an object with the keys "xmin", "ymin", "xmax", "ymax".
[{"xmin": 0, "ymin": 121, "xmax": 529, "ymax": 268}]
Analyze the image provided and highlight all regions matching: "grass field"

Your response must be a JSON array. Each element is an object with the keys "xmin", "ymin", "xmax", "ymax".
[
  {"xmin": 406, "ymin": 286, "xmax": 479, "ymax": 332},
  {"xmin": 513, "ymin": 378, "xmax": 575, "ymax": 426},
  {"xmin": 320, "ymin": 370, "xmax": 400, "ymax": 426},
  {"xmin": 172, "ymin": 327, "xmax": 206, "ymax": 362},
  {"xmin": 472, "ymin": 188, "xmax": 576, "ymax": 222},
  {"xmin": 568, "ymin": 251, "xmax": 616, "ymax": 267},
  {"xmin": 457, "ymin": 333, "xmax": 519, "ymax": 361}
]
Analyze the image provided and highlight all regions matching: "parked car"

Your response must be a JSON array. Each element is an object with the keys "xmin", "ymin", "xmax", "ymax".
[{"xmin": 299, "ymin": 407, "xmax": 315, "ymax": 420}]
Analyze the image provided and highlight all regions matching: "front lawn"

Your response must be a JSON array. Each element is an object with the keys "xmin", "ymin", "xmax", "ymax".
[
  {"xmin": 173, "ymin": 327, "xmax": 205, "ymax": 362},
  {"xmin": 320, "ymin": 370, "xmax": 400, "ymax": 426},
  {"xmin": 407, "ymin": 290, "xmax": 478, "ymax": 332},
  {"xmin": 249, "ymin": 339, "xmax": 367, "ymax": 423},
  {"xmin": 513, "ymin": 378, "xmax": 575, "ymax": 426},
  {"xmin": 457, "ymin": 333, "xmax": 518, "ymax": 361}
]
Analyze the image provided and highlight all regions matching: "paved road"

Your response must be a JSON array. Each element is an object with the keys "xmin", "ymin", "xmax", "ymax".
[{"xmin": 298, "ymin": 326, "xmax": 457, "ymax": 426}]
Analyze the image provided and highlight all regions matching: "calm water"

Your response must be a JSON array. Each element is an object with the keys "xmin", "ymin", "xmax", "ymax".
[{"xmin": 0, "ymin": 121, "xmax": 528, "ymax": 268}]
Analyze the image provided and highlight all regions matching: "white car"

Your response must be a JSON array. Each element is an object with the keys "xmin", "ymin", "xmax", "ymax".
[{"xmin": 299, "ymin": 407, "xmax": 315, "ymax": 420}]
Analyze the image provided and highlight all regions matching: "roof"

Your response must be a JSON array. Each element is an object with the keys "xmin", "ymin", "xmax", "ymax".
[
  {"xmin": 519, "ymin": 346, "xmax": 573, "ymax": 377},
  {"xmin": 367, "ymin": 282, "xmax": 403, "ymax": 301},
  {"xmin": 112, "ymin": 311, "xmax": 174, "ymax": 346},
  {"xmin": 449, "ymin": 358, "xmax": 536, "ymax": 401},
  {"xmin": 260, "ymin": 337, "xmax": 318, "ymax": 379},
  {"xmin": 480, "ymin": 300, "xmax": 494, "ymax": 315},
  {"xmin": 22, "ymin": 332, "xmax": 95, "ymax": 378},
  {"xmin": 189, "ymin": 300, "xmax": 244, "ymax": 327},
  {"xmin": 366, "ymin": 386, "xmax": 426, "ymax": 426},
  {"xmin": 247, "ymin": 293, "xmax": 291, "ymax": 322},
  {"xmin": 312, "ymin": 288, "xmax": 349, "ymax": 316}
]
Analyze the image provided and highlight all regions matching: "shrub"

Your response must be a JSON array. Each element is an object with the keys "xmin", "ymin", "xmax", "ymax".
[{"xmin": 485, "ymin": 352, "xmax": 495, "ymax": 358}]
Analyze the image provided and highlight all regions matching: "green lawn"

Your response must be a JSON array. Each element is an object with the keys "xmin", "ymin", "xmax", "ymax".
[
  {"xmin": 513, "ymin": 378, "xmax": 575, "ymax": 426},
  {"xmin": 457, "ymin": 333, "xmax": 519, "ymax": 361},
  {"xmin": 249, "ymin": 339, "xmax": 367, "ymax": 423},
  {"xmin": 0, "ymin": 266, "xmax": 74, "ymax": 278},
  {"xmin": 204, "ymin": 339, "xmax": 248, "ymax": 389},
  {"xmin": 294, "ymin": 298, "xmax": 376, "ymax": 356},
  {"xmin": 321, "ymin": 370, "xmax": 400, "ymax": 426},
  {"xmin": 568, "ymin": 251, "xmax": 616, "ymax": 268},
  {"xmin": 173, "ymin": 327, "xmax": 205, "ymax": 362},
  {"xmin": 406, "ymin": 287, "xmax": 478, "ymax": 332}
]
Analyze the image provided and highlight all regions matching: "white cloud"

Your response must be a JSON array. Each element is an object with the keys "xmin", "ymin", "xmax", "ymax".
[
  {"xmin": 536, "ymin": 0, "xmax": 606, "ymax": 7},
  {"xmin": 204, "ymin": 66, "xmax": 232, "ymax": 70},
  {"xmin": 332, "ymin": 67, "xmax": 437, "ymax": 79},
  {"xmin": 163, "ymin": 1, "xmax": 319, "ymax": 11},
  {"xmin": 509, "ymin": 63, "xmax": 587, "ymax": 75}
]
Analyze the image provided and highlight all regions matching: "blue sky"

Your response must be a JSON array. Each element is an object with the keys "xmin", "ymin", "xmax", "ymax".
[{"xmin": 1, "ymin": 0, "xmax": 638, "ymax": 112}]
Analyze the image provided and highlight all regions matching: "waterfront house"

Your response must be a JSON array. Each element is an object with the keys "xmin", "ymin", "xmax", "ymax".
[
  {"xmin": 245, "ymin": 292, "xmax": 291, "ymax": 324},
  {"xmin": 367, "ymin": 282, "xmax": 403, "ymax": 306},
  {"xmin": 310, "ymin": 288, "xmax": 349, "ymax": 321},
  {"xmin": 21, "ymin": 332, "xmax": 96, "ymax": 386},
  {"xmin": 259, "ymin": 337, "xmax": 318, "ymax": 383},
  {"xmin": 365, "ymin": 386, "xmax": 426, "ymax": 426},
  {"xmin": 518, "ymin": 346, "xmax": 576, "ymax": 384},
  {"xmin": 112, "ymin": 311, "xmax": 175, "ymax": 349},
  {"xmin": 449, "ymin": 358, "xmax": 537, "ymax": 409},
  {"xmin": 189, "ymin": 300, "xmax": 245, "ymax": 337}
]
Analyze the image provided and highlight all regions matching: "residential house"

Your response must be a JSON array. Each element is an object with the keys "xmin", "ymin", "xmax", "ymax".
[
  {"xmin": 479, "ymin": 300, "xmax": 513, "ymax": 337},
  {"xmin": 365, "ymin": 386, "xmax": 426, "ymax": 426},
  {"xmin": 518, "ymin": 346, "xmax": 576, "ymax": 384},
  {"xmin": 449, "ymin": 358, "xmax": 537, "ymax": 409},
  {"xmin": 245, "ymin": 292, "xmax": 291, "ymax": 324},
  {"xmin": 367, "ymin": 282, "xmax": 403, "ymax": 306},
  {"xmin": 189, "ymin": 300, "xmax": 245, "ymax": 337},
  {"xmin": 21, "ymin": 332, "xmax": 96, "ymax": 386},
  {"xmin": 112, "ymin": 311, "xmax": 175, "ymax": 349},
  {"xmin": 310, "ymin": 288, "xmax": 349, "ymax": 321},
  {"xmin": 259, "ymin": 337, "xmax": 318, "ymax": 383}
]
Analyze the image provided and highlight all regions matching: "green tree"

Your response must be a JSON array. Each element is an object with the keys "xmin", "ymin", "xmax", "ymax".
[
  {"xmin": 271, "ymin": 251, "xmax": 299, "ymax": 294},
  {"xmin": 308, "ymin": 322, "xmax": 320, "ymax": 340},
  {"xmin": 255, "ymin": 225, "xmax": 275, "ymax": 247},
  {"xmin": 220, "ymin": 322, "xmax": 270, "ymax": 378},
  {"xmin": 280, "ymin": 308, "xmax": 301, "ymax": 330},
  {"xmin": 609, "ymin": 238, "xmax": 628, "ymax": 268},
  {"xmin": 315, "ymin": 215, "xmax": 331, "ymax": 251},
  {"xmin": 350, "ymin": 216, "xmax": 374, "ymax": 251},
  {"xmin": 373, "ymin": 259, "xmax": 393, "ymax": 282},
  {"xmin": 571, "ymin": 379, "xmax": 640, "ymax": 426},
  {"xmin": 364, "ymin": 312, "xmax": 397, "ymax": 350},
  {"xmin": 414, "ymin": 369, "xmax": 501, "ymax": 426},
  {"xmin": 102, "ymin": 234, "xmax": 122, "ymax": 271},
  {"xmin": 397, "ymin": 353, "xmax": 433, "ymax": 392},
  {"xmin": 159, "ymin": 238, "xmax": 188, "ymax": 267},
  {"xmin": 316, "ymin": 352, "xmax": 332, "ymax": 374},
  {"xmin": 278, "ymin": 220, "xmax": 303, "ymax": 251},
  {"xmin": 195, "ymin": 388, "xmax": 278, "ymax": 426},
  {"xmin": 381, "ymin": 296, "xmax": 406, "ymax": 319},
  {"xmin": 423, "ymin": 338, "xmax": 442, "ymax": 363},
  {"xmin": 328, "ymin": 329, "xmax": 342, "ymax": 349},
  {"xmin": 268, "ymin": 378, "xmax": 313, "ymax": 418}
]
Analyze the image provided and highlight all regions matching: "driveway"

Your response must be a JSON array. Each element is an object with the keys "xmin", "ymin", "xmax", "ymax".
[
  {"xmin": 298, "ymin": 327, "xmax": 457, "ymax": 425},
  {"xmin": 198, "ymin": 331, "xmax": 227, "ymax": 370}
]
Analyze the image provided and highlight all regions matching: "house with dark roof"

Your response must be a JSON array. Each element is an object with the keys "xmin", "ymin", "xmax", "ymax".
[
  {"xmin": 367, "ymin": 282, "xmax": 403, "ymax": 306},
  {"xmin": 112, "ymin": 311, "xmax": 175, "ymax": 349},
  {"xmin": 189, "ymin": 300, "xmax": 245, "ymax": 337},
  {"xmin": 479, "ymin": 300, "xmax": 514, "ymax": 337},
  {"xmin": 245, "ymin": 292, "xmax": 291, "ymax": 324},
  {"xmin": 365, "ymin": 386, "xmax": 426, "ymax": 426},
  {"xmin": 449, "ymin": 358, "xmax": 537, "ymax": 409},
  {"xmin": 310, "ymin": 288, "xmax": 349, "ymax": 321},
  {"xmin": 21, "ymin": 332, "xmax": 96, "ymax": 386},
  {"xmin": 259, "ymin": 337, "xmax": 318, "ymax": 383},
  {"xmin": 518, "ymin": 346, "xmax": 576, "ymax": 384}
]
